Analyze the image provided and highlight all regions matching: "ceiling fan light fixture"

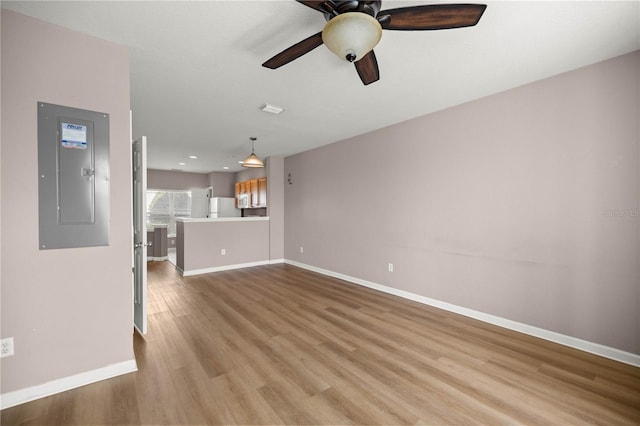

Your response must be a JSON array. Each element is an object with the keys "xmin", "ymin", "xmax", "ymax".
[
  {"xmin": 242, "ymin": 137, "xmax": 264, "ymax": 168},
  {"xmin": 322, "ymin": 12, "xmax": 382, "ymax": 63}
]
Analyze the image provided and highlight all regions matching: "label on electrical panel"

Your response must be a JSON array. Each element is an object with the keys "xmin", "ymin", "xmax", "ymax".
[{"xmin": 61, "ymin": 122, "xmax": 88, "ymax": 149}]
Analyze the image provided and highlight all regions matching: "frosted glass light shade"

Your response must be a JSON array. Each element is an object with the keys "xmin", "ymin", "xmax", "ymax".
[
  {"xmin": 242, "ymin": 152, "xmax": 264, "ymax": 168},
  {"xmin": 322, "ymin": 12, "xmax": 382, "ymax": 62},
  {"xmin": 242, "ymin": 137, "xmax": 264, "ymax": 168}
]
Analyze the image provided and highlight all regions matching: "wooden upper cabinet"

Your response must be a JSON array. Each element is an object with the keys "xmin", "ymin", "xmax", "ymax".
[
  {"xmin": 249, "ymin": 179, "xmax": 259, "ymax": 207},
  {"xmin": 234, "ymin": 177, "xmax": 267, "ymax": 208},
  {"xmin": 234, "ymin": 182, "xmax": 241, "ymax": 208},
  {"xmin": 258, "ymin": 177, "xmax": 267, "ymax": 207}
]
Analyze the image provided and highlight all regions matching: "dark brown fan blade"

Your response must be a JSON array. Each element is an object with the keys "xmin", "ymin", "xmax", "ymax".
[
  {"xmin": 295, "ymin": 1, "xmax": 330, "ymax": 13},
  {"xmin": 262, "ymin": 32, "xmax": 324, "ymax": 69},
  {"xmin": 355, "ymin": 50, "xmax": 380, "ymax": 85},
  {"xmin": 379, "ymin": 4, "xmax": 486, "ymax": 31}
]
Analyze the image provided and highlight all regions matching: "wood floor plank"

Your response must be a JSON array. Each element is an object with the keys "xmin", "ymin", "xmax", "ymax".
[
  {"xmin": 272, "ymin": 332, "xmax": 423, "ymax": 425},
  {"xmin": 221, "ymin": 387, "xmax": 284, "ymax": 425},
  {"xmin": 2, "ymin": 261, "xmax": 639, "ymax": 425}
]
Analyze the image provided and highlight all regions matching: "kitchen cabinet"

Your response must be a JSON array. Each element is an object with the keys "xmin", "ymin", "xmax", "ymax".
[
  {"xmin": 249, "ymin": 179, "xmax": 259, "ymax": 207},
  {"xmin": 146, "ymin": 226, "xmax": 168, "ymax": 260},
  {"xmin": 234, "ymin": 182, "xmax": 242, "ymax": 207},
  {"xmin": 258, "ymin": 177, "xmax": 267, "ymax": 207},
  {"xmin": 235, "ymin": 177, "xmax": 267, "ymax": 208}
]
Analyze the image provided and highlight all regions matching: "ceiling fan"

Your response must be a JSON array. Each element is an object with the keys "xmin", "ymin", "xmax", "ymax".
[{"xmin": 262, "ymin": 1, "xmax": 487, "ymax": 85}]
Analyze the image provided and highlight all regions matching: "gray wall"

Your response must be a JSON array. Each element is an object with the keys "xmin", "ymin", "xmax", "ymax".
[
  {"xmin": 147, "ymin": 169, "xmax": 208, "ymax": 190},
  {"xmin": 147, "ymin": 169, "xmax": 236, "ymax": 197},
  {"xmin": 1, "ymin": 10, "xmax": 134, "ymax": 393},
  {"xmin": 267, "ymin": 157, "xmax": 285, "ymax": 260},
  {"xmin": 208, "ymin": 171, "xmax": 235, "ymax": 197},
  {"xmin": 235, "ymin": 168, "xmax": 267, "ymax": 182},
  {"xmin": 178, "ymin": 220, "xmax": 270, "ymax": 273},
  {"xmin": 284, "ymin": 51, "xmax": 640, "ymax": 355}
]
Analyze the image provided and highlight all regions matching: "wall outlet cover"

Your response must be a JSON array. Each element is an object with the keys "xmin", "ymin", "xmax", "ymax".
[{"xmin": 1, "ymin": 337, "xmax": 14, "ymax": 358}]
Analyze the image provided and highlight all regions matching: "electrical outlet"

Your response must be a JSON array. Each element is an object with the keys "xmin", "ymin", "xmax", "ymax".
[
  {"xmin": 221, "ymin": 249, "xmax": 226, "ymax": 255},
  {"xmin": 1, "ymin": 337, "xmax": 14, "ymax": 358},
  {"xmin": 388, "ymin": 263, "xmax": 394, "ymax": 272},
  {"xmin": 300, "ymin": 246, "xmax": 304, "ymax": 253}
]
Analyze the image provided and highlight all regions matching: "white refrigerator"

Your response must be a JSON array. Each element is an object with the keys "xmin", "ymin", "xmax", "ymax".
[{"xmin": 209, "ymin": 197, "xmax": 241, "ymax": 218}]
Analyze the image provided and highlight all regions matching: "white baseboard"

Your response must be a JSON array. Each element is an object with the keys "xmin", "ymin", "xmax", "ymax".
[
  {"xmin": 269, "ymin": 258, "xmax": 285, "ymax": 264},
  {"xmin": 0, "ymin": 359, "xmax": 137, "ymax": 410},
  {"xmin": 284, "ymin": 259, "xmax": 640, "ymax": 368},
  {"xmin": 181, "ymin": 260, "xmax": 271, "ymax": 277}
]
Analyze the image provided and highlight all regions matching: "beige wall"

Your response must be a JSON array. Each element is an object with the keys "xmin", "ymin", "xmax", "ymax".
[
  {"xmin": 284, "ymin": 51, "xmax": 640, "ymax": 356},
  {"xmin": 1, "ymin": 10, "xmax": 134, "ymax": 393}
]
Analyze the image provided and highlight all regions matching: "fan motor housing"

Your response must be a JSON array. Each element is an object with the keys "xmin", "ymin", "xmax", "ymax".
[{"xmin": 324, "ymin": 0, "xmax": 382, "ymax": 21}]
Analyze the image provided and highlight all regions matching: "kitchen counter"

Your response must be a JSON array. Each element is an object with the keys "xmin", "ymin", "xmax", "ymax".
[
  {"xmin": 175, "ymin": 216, "xmax": 270, "ymax": 276},
  {"xmin": 176, "ymin": 216, "xmax": 269, "ymax": 223}
]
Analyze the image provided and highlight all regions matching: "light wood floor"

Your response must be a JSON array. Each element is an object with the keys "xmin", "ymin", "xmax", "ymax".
[{"xmin": 3, "ymin": 261, "xmax": 640, "ymax": 425}]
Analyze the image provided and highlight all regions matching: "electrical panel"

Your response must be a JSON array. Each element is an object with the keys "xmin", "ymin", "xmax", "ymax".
[{"xmin": 38, "ymin": 102, "xmax": 110, "ymax": 249}]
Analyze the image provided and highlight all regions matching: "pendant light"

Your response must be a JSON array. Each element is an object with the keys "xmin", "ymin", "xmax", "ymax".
[{"xmin": 242, "ymin": 137, "xmax": 264, "ymax": 168}]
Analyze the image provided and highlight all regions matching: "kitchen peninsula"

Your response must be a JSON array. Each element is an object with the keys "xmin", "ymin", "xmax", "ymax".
[{"xmin": 175, "ymin": 216, "xmax": 270, "ymax": 276}]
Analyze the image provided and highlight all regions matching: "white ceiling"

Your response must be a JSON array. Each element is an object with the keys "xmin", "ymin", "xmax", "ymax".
[{"xmin": 3, "ymin": 1, "xmax": 639, "ymax": 173}]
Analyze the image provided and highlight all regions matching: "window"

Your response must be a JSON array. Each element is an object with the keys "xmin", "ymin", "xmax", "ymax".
[{"xmin": 146, "ymin": 190, "xmax": 192, "ymax": 235}]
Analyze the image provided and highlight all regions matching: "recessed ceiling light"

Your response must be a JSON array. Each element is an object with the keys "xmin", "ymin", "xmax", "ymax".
[
  {"xmin": 178, "ymin": 162, "xmax": 186, "ymax": 166},
  {"xmin": 223, "ymin": 166, "xmax": 229, "ymax": 170},
  {"xmin": 260, "ymin": 103, "xmax": 284, "ymax": 114},
  {"xmin": 188, "ymin": 155, "xmax": 198, "ymax": 159}
]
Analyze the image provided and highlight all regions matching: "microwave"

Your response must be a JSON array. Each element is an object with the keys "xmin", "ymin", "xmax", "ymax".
[{"xmin": 237, "ymin": 193, "xmax": 250, "ymax": 208}]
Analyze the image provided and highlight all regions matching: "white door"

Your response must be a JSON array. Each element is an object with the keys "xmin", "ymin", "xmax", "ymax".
[{"xmin": 132, "ymin": 136, "xmax": 148, "ymax": 334}]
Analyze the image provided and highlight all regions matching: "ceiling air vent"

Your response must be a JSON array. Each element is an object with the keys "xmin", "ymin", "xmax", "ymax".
[{"xmin": 260, "ymin": 103, "xmax": 284, "ymax": 114}]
